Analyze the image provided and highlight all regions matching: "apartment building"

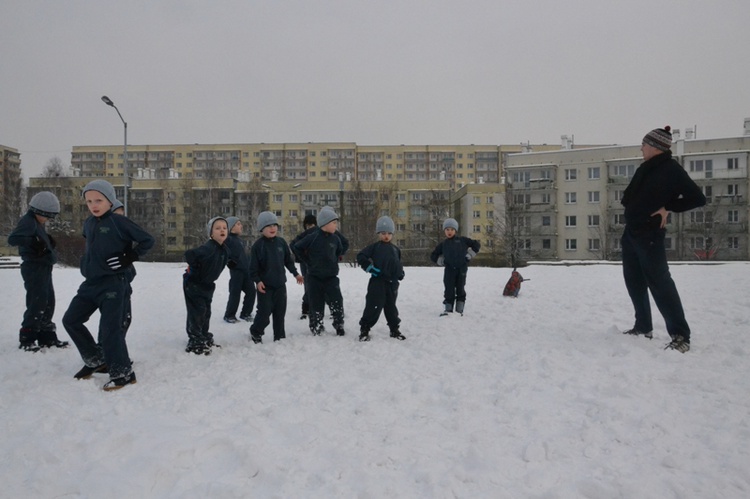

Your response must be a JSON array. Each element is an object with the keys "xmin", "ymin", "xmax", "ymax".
[
  {"xmin": 1, "ymin": 145, "xmax": 23, "ymax": 250},
  {"xmin": 505, "ymin": 133, "xmax": 750, "ymax": 261},
  {"xmin": 27, "ymin": 142, "xmax": 575, "ymax": 262}
]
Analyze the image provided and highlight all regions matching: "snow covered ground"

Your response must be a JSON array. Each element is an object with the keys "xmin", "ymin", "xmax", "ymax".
[{"xmin": 1, "ymin": 261, "xmax": 749, "ymax": 498}]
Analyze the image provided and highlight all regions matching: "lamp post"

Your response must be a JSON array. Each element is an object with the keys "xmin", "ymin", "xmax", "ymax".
[{"xmin": 101, "ymin": 95, "xmax": 128, "ymax": 215}]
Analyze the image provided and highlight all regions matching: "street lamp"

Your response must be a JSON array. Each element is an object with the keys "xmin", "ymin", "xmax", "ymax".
[{"xmin": 101, "ymin": 95, "xmax": 128, "ymax": 215}]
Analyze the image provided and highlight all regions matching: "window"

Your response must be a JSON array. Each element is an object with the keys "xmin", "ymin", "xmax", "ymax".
[
  {"xmin": 588, "ymin": 167, "xmax": 600, "ymax": 180},
  {"xmin": 613, "ymin": 164, "xmax": 635, "ymax": 177},
  {"xmin": 473, "ymin": 225, "xmax": 481, "ymax": 233},
  {"xmin": 273, "ymin": 194, "xmax": 283, "ymax": 203},
  {"xmin": 486, "ymin": 196, "xmax": 494, "ymax": 203},
  {"xmin": 514, "ymin": 194, "xmax": 531, "ymax": 205},
  {"xmin": 705, "ymin": 159, "xmax": 713, "ymax": 178},
  {"xmin": 728, "ymin": 184, "xmax": 740, "ymax": 196},
  {"xmin": 614, "ymin": 190, "xmax": 625, "ymax": 201},
  {"xmin": 588, "ymin": 215, "xmax": 600, "ymax": 227},
  {"xmin": 565, "ymin": 169, "xmax": 577, "ymax": 181},
  {"xmin": 588, "ymin": 239, "xmax": 600, "ymax": 251},
  {"xmin": 614, "ymin": 213, "xmax": 626, "ymax": 225},
  {"xmin": 565, "ymin": 216, "xmax": 577, "ymax": 227},
  {"xmin": 728, "ymin": 157, "xmax": 739, "ymax": 170},
  {"xmin": 691, "ymin": 211, "xmax": 705, "ymax": 224},
  {"xmin": 486, "ymin": 210, "xmax": 494, "ymax": 218},
  {"xmin": 541, "ymin": 193, "xmax": 551, "ymax": 204},
  {"xmin": 588, "ymin": 191, "xmax": 600, "ymax": 203},
  {"xmin": 540, "ymin": 170, "xmax": 552, "ymax": 180},
  {"xmin": 689, "ymin": 160, "xmax": 703, "ymax": 172},
  {"xmin": 542, "ymin": 239, "xmax": 551, "ymax": 249},
  {"xmin": 542, "ymin": 216, "xmax": 551, "ymax": 226},
  {"xmin": 728, "ymin": 237, "xmax": 739, "ymax": 249},
  {"xmin": 690, "ymin": 237, "xmax": 705, "ymax": 250},
  {"xmin": 565, "ymin": 239, "xmax": 577, "ymax": 251},
  {"xmin": 703, "ymin": 185, "xmax": 713, "ymax": 203},
  {"xmin": 473, "ymin": 196, "xmax": 481, "ymax": 204},
  {"xmin": 565, "ymin": 192, "xmax": 577, "ymax": 204},
  {"xmin": 728, "ymin": 210, "xmax": 739, "ymax": 223},
  {"xmin": 473, "ymin": 210, "xmax": 481, "ymax": 218}
]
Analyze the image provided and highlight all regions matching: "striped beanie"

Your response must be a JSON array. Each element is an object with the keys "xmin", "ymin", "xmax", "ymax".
[{"xmin": 642, "ymin": 126, "xmax": 672, "ymax": 151}]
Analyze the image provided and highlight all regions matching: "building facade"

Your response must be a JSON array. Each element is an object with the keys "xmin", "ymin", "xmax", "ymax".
[
  {"xmin": 505, "ymin": 135, "xmax": 750, "ymax": 261},
  {"xmin": 1, "ymin": 145, "xmax": 23, "ymax": 252},
  {"xmin": 27, "ymin": 142, "xmax": 576, "ymax": 263}
]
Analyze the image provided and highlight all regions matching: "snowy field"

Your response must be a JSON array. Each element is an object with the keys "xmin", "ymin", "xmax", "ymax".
[{"xmin": 1, "ymin": 261, "xmax": 749, "ymax": 498}]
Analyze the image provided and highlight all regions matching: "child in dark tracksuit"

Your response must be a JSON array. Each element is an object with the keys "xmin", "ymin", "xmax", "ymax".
[
  {"xmin": 430, "ymin": 218, "xmax": 481, "ymax": 316},
  {"xmin": 7, "ymin": 191, "xmax": 69, "ymax": 351},
  {"xmin": 183, "ymin": 216, "xmax": 230, "ymax": 355},
  {"xmin": 292, "ymin": 206, "xmax": 346, "ymax": 336},
  {"xmin": 248, "ymin": 211, "xmax": 303, "ymax": 343},
  {"xmin": 291, "ymin": 214, "xmax": 350, "ymax": 320},
  {"xmin": 111, "ymin": 199, "xmax": 136, "ymax": 335},
  {"xmin": 223, "ymin": 217, "xmax": 256, "ymax": 323},
  {"xmin": 357, "ymin": 216, "xmax": 406, "ymax": 342},
  {"xmin": 64, "ymin": 180, "xmax": 154, "ymax": 391}
]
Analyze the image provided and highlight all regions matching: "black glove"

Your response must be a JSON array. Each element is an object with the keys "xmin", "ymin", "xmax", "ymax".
[
  {"xmin": 106, "ymin": 250, "xmax": 139, "ymax": 271},
  {"xmin": 227, "ymin": 259, "xmax": 237, "ymax": 269},
  {"xmin": 30, "ymin": 237, "xmax": 46, "ymax": 255}
]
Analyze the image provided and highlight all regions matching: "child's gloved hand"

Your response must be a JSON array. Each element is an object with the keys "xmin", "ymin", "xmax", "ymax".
[
  {"xmin": 466, "ymin": 248, "xmax": 477, "ymax": 260},
  {"xmin": 106, "ymin": 250, "xmax": 139, "ymax": 270},
  {"xmin": 227, "ymin": 259, "xmax": 237, "ymax": 269},
  {"xmin": 365, "ymin": 264, "xmax": 381, "ymax": 276},
  {"xmin": 437, "ymin": 255, "xmax": 445, "ymax": 266}
]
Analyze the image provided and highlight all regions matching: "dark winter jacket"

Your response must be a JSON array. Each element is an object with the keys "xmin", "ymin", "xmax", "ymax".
[
  {"xmin": 292, "ymin": 229, "xmax": 345, "ymax": 278},
  {"xmin": 248, "ymin": 236, "xmax": 299, "ymax": 289},
  {"xmin": 430, "ymin": 236, "xmax": 481, "ymax": 270},
  {"xmin": 622, "ymin": 151, "xmax": 706, "ymax": 231},
  {"xmin": 224, "ymin": 233, "xmax": 250, "ymax": 271},
  {"xmin": 357, "ymin": 241, "xmax": 405, "ymax": 282},
  {"xmin": 80, "ymin": 211, "xmax": 155, "ymax": 280},
  {"xmin": 7, "ymin": 210, "xmax": 57, "ymax": 265},
  {"xmin": 184, "ymin": 239, "xmax": 229, "ymax": 287}
]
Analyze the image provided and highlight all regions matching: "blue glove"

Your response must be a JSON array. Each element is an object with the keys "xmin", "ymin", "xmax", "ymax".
[{"xmin": 365, "ymin": 264, "xmax": 381, "ymax": 277}]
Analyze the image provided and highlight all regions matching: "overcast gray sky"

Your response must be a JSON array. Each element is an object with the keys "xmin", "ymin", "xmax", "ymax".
[{"xmin": 2, "ymin": 0, "xmax": 748, "ymax": 178}]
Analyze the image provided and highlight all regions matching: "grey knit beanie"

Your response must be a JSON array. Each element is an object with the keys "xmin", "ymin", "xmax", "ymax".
[
  {"xmin": 29, "ymin": 191, "xmax": 60, "ymax": 218},
  {"xmin": 111, "ymin": 199, "xmax": 124, "ymax": 212},
  {"xmin": 317, "ymin": 206, "xmax": 338, "ymax": 227},
  {"xmin": 226, "ymin": 216, "xmax": 240, "ymax": 232},
  {"xmin": 443, "ymin": 218, "xmax": 459, "ymax": 231},
  {"xmin": 82, "ymin": 179, "xmax": 117, "ymax": 205},
  {"xmin": 206, "ymin": 216, "xmax": 228, "ymax": 238},
  {"xmin": 257, "ymin": 211, "xmax": 279, "ymax": 232},
  {"xmin": 376, "ymin": 216, "xmax": 395, "ymax": 234}
]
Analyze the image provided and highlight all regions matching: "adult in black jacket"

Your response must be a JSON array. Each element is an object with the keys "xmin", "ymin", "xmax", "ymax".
[
  {"xmin": 430, "ymin": 218, "xmax": 481, "ymax": 316},
  {"xmin": 620, "ymin": 126, "xmax": 706, "ymax": 353}
]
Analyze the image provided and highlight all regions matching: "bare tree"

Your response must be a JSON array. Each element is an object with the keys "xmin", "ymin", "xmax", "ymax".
[{"xmin": 41, "ymin": 157, "xmax": 69, "ymax": 177}]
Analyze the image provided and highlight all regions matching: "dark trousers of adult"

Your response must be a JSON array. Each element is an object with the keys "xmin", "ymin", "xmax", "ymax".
[
  {"xmin": 250, "ymin": 285, "xmax": 287, "ymax": 341},
  {"xmin": 621, "ymin": 226, "xmax": 691, "ymax": 341},
  {"xmin": 183, "ymin": 280, "xmax": 216, "ymax": 347},
  {"xmin": 20, "ymin": 262, "xmax": 56, "ymax": 345},
  {"xmin": 63, "ymin": 275, "xmax": 132, "ymax": 379},
  {"xmin": 359, "ymin": 278, "xmax": 400, "ymax": 333},
  {"xmin": 443, "ymin": 266, "xmax": 467, "ymax": 306},
  {"xmin": 225, "ymin": 268, "xmax": 256, "ymax": 318},
  {"xmin": 307, "ymin": 275, "xmax": 344, "ymax": 333}
]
